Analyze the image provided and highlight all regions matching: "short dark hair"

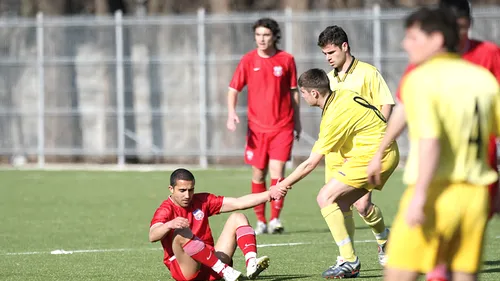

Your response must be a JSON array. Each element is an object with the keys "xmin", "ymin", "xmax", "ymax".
[
  {"xmin": 170, "ymin": 168, "xmax": 195, "ymax": 187},
  {"xmin": 439, "ymin": 0, "xmax": 471, "ymax": 20},
  {"xmin": 253, "ymin": 18, "xmax": 281, "ymax": 46},
  {"xmin": 405, "ymin": 7, "xmax": 460, "ymax": 53},
  {"xmin": 298, "ymin": 68, "xmax": 331, "ymax": 95},
  {"xmin": 317, "ymin": 25, "xmax": 349, "ymax": 48}
]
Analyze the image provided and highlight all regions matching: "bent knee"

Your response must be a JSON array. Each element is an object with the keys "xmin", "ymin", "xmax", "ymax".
[
  {"xmin": 354, "ymin": 201, "xmax": 373, "ymax": 217},
  {"xmin": 228, "ymin": 213, "xmax": 250, "ymax": 225}
]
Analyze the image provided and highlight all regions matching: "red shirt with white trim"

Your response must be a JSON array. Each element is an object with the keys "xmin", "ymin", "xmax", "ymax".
[
  {"xmin": 230, "ymin": 49, "xmax": 297, "ymax": 132},
  {"xmin": 150, "ymin": 193, "xmax": 224, "ymax": 268}
]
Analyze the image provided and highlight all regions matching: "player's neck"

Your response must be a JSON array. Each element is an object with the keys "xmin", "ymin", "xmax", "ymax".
[
  {"xmin": 318, "ymin": 92, "xmax": 334, "ymax": 109},
  {"xmin": 336, "ymin": 54, "xmax": 353, "ymax": 75},
  {"xmin": 257, "ymin": 47, "xmax": 277, "ymax": 58},
  {"xmin": 459, "ymin": 38, "xmax": 471, "ymax": 54}
]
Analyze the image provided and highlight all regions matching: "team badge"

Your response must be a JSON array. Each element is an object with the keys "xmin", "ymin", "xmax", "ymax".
[
  {"xmin": 193, "ymin": 209, "xmax": 204, "ymax": 220},
  {"xmin": 246, "ymin": 150, "xmax": 254, "ymax": 161},
  {"xmin": 273, "ymin": 66, "xmax": 283, "ymax": 77}
]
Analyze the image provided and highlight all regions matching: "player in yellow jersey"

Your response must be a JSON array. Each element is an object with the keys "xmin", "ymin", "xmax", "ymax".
[
  {"xmin": 269, "ymin": 68, "xmax": 399, "ymax": 279},
  {"xmin": 379, "ymin": 7, "xmax": 500, "ymax": 281},
  {"xmin": 317, "ymin": 25, "xmax": 396, "ymax": 266}
]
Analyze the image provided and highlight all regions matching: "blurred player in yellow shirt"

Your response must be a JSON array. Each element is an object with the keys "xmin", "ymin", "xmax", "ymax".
[
  {"xmin": 382, "ymin": 7, "xmax": 500, "ymax": 281},
  {"xmin": 269, "ymin": 68, "xmax": 399, "ymax": 278},
  {"xmin": 317, "ymin": 25, "xmax": 396, "ymax": 265}
]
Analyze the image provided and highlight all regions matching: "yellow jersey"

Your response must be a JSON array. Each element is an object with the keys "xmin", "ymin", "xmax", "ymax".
[
  {"xmin": 402, "ymin": 53, "xmax": 500, "ymax": 186},
  {"xmin": 312, "ymin": 89, "xmax": 390, "ymax": 159},
  {"xmin": 327, "ymin": 58, "xmax": 395, "ymax": 108}
]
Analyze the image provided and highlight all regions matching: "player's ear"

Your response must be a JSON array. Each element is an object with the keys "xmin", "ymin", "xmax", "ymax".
[
  {"xmin": 169, "ymin": 185, "xmax": 174, "ymax": 194},
  {"xmin": 341, "ymin": 42, "xmax": 349, "ymax": 52}
]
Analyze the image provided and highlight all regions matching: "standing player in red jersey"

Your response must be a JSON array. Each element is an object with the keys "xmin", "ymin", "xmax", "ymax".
[
  {"xmin": 368, "ymin": 1, "xmax": 500, "ymax": 281},
  {"xmin": 226, "ymin": 18, "xmax": 301, "ymax": 235},
  {"xmin": 149, "ymin": 168, "xmax": 281, "ymax": 281}
]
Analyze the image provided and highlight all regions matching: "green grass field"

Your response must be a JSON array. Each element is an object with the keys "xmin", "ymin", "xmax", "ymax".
[{"xmin": 1, "ymin": 168, "xmax": 499, "ymax": 281}]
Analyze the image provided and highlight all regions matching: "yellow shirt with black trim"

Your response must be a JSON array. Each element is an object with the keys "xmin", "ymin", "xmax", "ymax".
[
  {"xmin": 402, "ymin": 53, "xmax": 500, "ymax": 186},
  {"xmin": 327, "ymin": 58, "xmax": 395, "ymax": 107},
  {"xmin": 312, "ymin": 89, "xmax": 389, "ymax": 160}
]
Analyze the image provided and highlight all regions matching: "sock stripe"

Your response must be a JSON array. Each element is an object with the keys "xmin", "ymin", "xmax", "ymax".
[
  {"xmin": 182, "ymin": 238, "xmax": 205, "ymax": 256},
  {"xmin": 336, "ymin": 237, "xmax": 352, "ymax": 247}
]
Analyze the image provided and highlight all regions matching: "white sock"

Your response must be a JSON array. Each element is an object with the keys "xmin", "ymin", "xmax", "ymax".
[{"xmin": 212, "ymin": 260, "xmax": 225, "ymax": 273}]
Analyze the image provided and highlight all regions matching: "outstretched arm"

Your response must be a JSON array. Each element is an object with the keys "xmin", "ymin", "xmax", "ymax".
[
  {"xmin": 269, "ymin": 152, "xmax": 324, "ymax": 199},
  {"xmin": 220, "ymin": 191, "xmax": 271, "ymax": 213}
]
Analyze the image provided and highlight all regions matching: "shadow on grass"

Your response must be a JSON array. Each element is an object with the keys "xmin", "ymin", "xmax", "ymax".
[
  {"xmin": 481, "ymin": 259, "xmax": 500, "ymax": 273},
  {"xmin": 256, "ymin": 274, "xmax": 315, "ymax": 280}
]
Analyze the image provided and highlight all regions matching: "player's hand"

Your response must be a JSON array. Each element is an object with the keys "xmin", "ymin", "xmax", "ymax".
[
  {"xmin": 167, "ymin": 217, "xmax": 190, "ymax": 229},
  {"xmin": 367, "ymin": 152, "xmax": 383, "ymax": 185},
  {"xmin": 406, "ymin": 196, "xmax": 426, "ymax": 227},
  {"xmin": 226, "ymin": 112, "xmax": 240, "ymax": 132},
  {"xmin": 269, "ymin": 184, "xmax": 289, "ymax": 200},
  {"xmin": 294, "ymin": 122, "xmax": 302, "ymax": 141}
]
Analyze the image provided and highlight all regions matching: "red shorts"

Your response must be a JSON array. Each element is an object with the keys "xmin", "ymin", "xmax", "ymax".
[
  {"xmin": 169, "ymin": 258, "xmax": 222, "ymax": 281},
  {"xmin": 245, "ymin": 128, "xmax": 294, "ymax": 170},
  {"xmin": 488, "ymin": 135, "xmax": 498, "ymax": 219}
]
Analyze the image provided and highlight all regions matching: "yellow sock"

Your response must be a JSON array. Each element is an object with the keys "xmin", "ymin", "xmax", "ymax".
[
  {"xmin": 344, "ymin": 210, "xmax": 356, "ymax": 242},
  {"xmin": 321, "ymin": 203, "xmax": 357, "ymax": 262},
  {"xmin": 360, "ymin": 204, "xmax": 388, "ymax": 245}
]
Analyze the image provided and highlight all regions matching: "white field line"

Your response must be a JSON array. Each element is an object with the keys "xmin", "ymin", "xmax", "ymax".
[{"xmin": 2, "ymin": 240, "xmax": 381, "ymax": 256}]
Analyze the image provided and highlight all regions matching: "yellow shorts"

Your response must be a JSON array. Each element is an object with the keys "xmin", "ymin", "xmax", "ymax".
[
  {"xmin": 386, "ymin": 183, "xmax": 489, "ymax": 274},
  {"xmin": 329, "ymin": 142, "xmax": 399, "ymax": 191}
]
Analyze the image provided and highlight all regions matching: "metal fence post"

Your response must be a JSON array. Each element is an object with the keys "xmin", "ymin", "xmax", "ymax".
[
  {"xmin": 197, "ymin": 8, "xmax": 208, "ymax": 169},
  {"xmin": 115, "ymin": 10, "xmax": 125, "ymax": 167},
  {"xmin": 36, "ymin": 12, "xmax": 45, "ymax": 168},
  {"xmin": 372, "ymin": 3, "xmax": 382, "ymax": 71}
]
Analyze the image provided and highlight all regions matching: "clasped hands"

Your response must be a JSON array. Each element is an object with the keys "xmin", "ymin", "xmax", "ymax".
[{"xmin": 269, "ymin": 182, "xmax": 292, "ymax": 201}]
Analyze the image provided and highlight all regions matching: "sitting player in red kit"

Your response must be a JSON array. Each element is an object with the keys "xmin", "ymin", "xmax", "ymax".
[{"xmin": 149, "ymin": 168, "xmax": 282, "ymax": 281}]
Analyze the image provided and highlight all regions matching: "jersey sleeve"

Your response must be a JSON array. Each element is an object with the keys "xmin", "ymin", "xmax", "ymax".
[
  {"xmin": 403, "ymin": 73, "xmax": 441, "ymax": 138},
  {"xmin": 311, "ymin": 109, "xmax": 349, "ymax": 155},
  {"xmin": 150, "ymin": 203, "xmax": 173, "ymax": 227},
  {"xmin": 229, "ymin": 57, "xmax": 248, "ymax": 92},
  {"xmin": 289, "ymin": 56, "xmax": 298, "ymax": 89},
  {"xmin": 204, "ymin": 193, "xmax": 224, "ymax": 216},
  {"xmin": 370, "ymin": 69, "xmax": 395, "ymax": 106},
  {"xmin": 489, "ymin": 46, "xmax": 500, "ymax": 83}
]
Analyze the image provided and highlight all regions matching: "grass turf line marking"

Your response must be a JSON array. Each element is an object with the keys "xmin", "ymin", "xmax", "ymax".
[{"xmin": 3, "ymin": 240, "xmax": 380, "ymax": 256}]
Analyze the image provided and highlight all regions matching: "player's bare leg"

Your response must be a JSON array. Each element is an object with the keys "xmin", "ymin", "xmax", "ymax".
[
  {"xmin": 317, "ymin": 179, "xmax": 368, "ymax": 278},
  {"xmin": 268, "ymin": 159, "xmax": 287, "ymax": 234},
  {"xmin": 353, "ymin": 191, "xmax": 390, "ymax": 266},
  {"xmin": 251, "ymin": 166, "xmax": 268, "ymax": 234},
  {"xmin": 215, "ymin": 213, "xmax": 270, "ymax": 279},
  {"xmin": 171, "ymin": 228, "xmax": 242, "ymax": 281},
  {"xmin": 450, "ymin": 272, "xmax": 477, "ymax": 281},
  {"xmin": 384, "ymin": 268, "xmax": 419, "ymax": 281}
]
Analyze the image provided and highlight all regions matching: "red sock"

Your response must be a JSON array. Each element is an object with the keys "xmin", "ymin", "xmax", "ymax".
[
  {"xmin": 236, "ymin": 225, "xmax": 257, "ymax": 267},
  {"xmin": 183, "ymin": 237, "xmax": 220, "ymax": 269},
  {"xmin": 270, "ymin": 178, "xmax": 284, "ymax": 220},
  {"xmin": 252, "ymin": 181, "xmax": 267, "ymax": 223}
]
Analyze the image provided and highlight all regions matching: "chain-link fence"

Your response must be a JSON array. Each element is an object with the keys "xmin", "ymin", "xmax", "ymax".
[{"xmin": 0, "ymin": 6, "xmax": 499, "ymax": 167}]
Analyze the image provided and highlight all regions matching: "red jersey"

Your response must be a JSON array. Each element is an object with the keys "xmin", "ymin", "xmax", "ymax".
[
  {"xmin": 396, "ymin": 39, "xmax": 500, "ymax": 102},
  {"xmin": 150, "ymin": 193, "xmax": 224, "ymax": 269},
  {"xmin": 229, "ymin": 49, "xmax": 297, "ymax": 133}
]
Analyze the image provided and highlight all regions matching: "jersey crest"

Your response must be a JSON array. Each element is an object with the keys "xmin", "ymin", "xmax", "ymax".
[
  {"xmin": 273, "ymin": 66, "xmax": 283, "ymax": 77},
  {"xmin": 193, "ymin": 209, "xmax": 204, "ymax": 221}
]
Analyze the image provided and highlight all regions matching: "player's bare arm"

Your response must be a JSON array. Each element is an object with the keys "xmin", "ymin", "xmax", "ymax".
[
  {"xmin": 368, "ymin": 104, "xmax": 407, "ymax": 185},
  {"xmin": 406, "ymin": 138, "xmax": 440, "ymax": 227},
  {"xmin": 227, "ymin": 88, "xmax": 240, "ymax": 131},
  {"xmin": 270, "ymin": 152, "xmax": 324, "ymax": 199},
  {"xmin": 381, "ymin": 104, "xmax": 394, "ymax": 121},
  {"xmin": 291, "ymin": 88, "xmax": 302, "ymax": 140},
  {"xmin": 149, "ymin": 217, "xmax": 189, "ymax": 242},
  {"xmin": 220, "ymin": 191, "xmax": 276, "ymax": 213}
]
